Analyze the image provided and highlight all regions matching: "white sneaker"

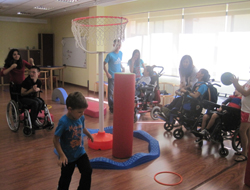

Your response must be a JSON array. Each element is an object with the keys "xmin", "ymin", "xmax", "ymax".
[
  {"xmin": 200, "ymin": 129, "xmax": 207, "ymax": 135},
  {"xmin": 35, "ymin": 119, "xmax": 43, "ymax": 126},
  {"xmin": 200, "ymin": 129, "xmax": 210, "ymax": 140}
]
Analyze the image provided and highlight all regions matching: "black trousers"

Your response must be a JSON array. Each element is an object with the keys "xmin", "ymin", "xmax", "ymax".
[
  {"xmin": 9, "ymin": 83, "xmax": 21, "ymax": 101},
  {"xmin": 20, "ymin": 97, "xmax": 43, "ymax": 124},
  {"xmin": 167, "ymin": 96, "xmax": 184, "ymax": 110},
  {"xmin": 58, "ymin": 153, "xmax": 92, "ymax": 190}
]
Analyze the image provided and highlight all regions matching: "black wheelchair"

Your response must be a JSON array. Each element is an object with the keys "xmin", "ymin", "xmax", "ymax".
[
  {"xmin": 161, "ymin": 93, "xmax": 204, "ymax": 139},
  {"xmin": 193, "ymin": 100, "xmax": 241, "ymax": 157},
  {"xmin": 6, "ymin": 83, "xmax": 54, "ymax": 136}
]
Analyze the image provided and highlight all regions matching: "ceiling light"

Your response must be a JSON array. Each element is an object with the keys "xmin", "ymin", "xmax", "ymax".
[
  {"xmin": 17, "ymin": 12, "xmax": 31, "ymax": 15},
  {"xmin": 57, "ymin": 0, "xmax": 80, "ymax": 3},
  {"xmin": 34, "ymin": 6, "xmax": 52, "ymax": 10}
]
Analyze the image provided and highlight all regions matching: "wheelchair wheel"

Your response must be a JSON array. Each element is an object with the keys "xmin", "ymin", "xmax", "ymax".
[
  {"xmin": 23, "ymin": 126, "xmax": 32, "ymax": 137},
  {"xmin": 150, "ymin": 106, "xmax": 160, "ymax": 120},
  {"xmin": 164, "ymin": 123, "xmax": 173, "ymax": 132},
  {"xmin": 219, "ymin": 148, "xmax": 229, "ymax": 157},
  {"xmin": 6, "ymin": 100, "xmax": 20, "ymax": 132},
  {"xmin": 232, "ymin": 128, "xmax": 242, "ymax": 152},
  {"xmin": 173, "ymin": 129, "xmax": 184, "ymax": 139}
]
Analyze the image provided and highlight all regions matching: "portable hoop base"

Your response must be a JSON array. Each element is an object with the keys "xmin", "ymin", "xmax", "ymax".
[{"xmin": 88, "ymin": 131, "xmax": 113, "ymax": 150}]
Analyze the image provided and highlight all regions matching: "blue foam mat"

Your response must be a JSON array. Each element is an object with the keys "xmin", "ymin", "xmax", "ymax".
[{"xmin": 54, "ymin": 126, "xmax": 160, "ymax": 170}]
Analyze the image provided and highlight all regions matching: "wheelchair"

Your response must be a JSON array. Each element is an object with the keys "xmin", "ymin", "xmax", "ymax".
[
  {"xmin": 134, "ymin": 66, "xmax": 164, "ymax": 122},
  {"xmin": 160, "ymin": 92, "xmax": 204, "ymax": 139},
  {"xmin": 193, "ymin": 100, "xmax": 241, "ymax": 157},
  {"xmin": 6, "ymin": 85, "xmax": 54, "ymax": 136},
  {"xmin": 161, "ymin": 81, "xmax": 221, "ymax": 139}
]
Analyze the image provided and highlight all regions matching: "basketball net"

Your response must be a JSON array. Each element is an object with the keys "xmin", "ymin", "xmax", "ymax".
[{"xmin": 72, "ymin": 16, "xmax": 128, "ymax": 53}]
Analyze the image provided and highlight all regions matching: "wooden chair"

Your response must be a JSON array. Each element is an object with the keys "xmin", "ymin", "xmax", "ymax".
[
  {"xmin": 159, "ymin": 82, "xmax": 180, "ymax": 106},
  {"xmin": 52, "ymin": 75, "xmax": 59, "ymax": 88}
]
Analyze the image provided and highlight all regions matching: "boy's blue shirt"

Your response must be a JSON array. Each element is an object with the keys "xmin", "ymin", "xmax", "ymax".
[
  {"xmin": 55, "ymin": 115, "xmax": 86, "ymax": 163},
  {"xmin": 188, "ymin": 81, "xmax": 208, "ymax": 98},
  {"xmin": 104, "ymin": 51, "xmax": 123, "ymax": 79}
]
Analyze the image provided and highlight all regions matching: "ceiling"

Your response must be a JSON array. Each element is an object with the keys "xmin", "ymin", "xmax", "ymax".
[{"xmin": 0, "ymin": 0, "xmax": 136, "ymax": 18}]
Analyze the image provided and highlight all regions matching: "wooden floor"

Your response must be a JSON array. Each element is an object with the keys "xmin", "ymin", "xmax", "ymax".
[{"xmin": 0, "ymin": 84, "xmax": 250, "ymax": 190}]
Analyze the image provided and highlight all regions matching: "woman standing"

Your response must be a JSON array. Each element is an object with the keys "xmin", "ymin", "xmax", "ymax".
[
  {"xmin": 179, "ymin": 55, "xmax": 198, "ymax": 90},
  {"xmin": 127, "ymin": 49, "xmax": 145, "ymax": 79},
  {"xmin": 1, "ymin": 49, "xmax": 34, "ymax": 100}
]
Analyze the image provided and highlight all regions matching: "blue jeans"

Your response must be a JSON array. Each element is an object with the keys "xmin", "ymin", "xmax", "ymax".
[
  {"xmin": 58, "ymin": 153, "xmax": 92, "ymax": 190},
  {"xmin": 108, "ymin": 78, "xmax": 114, "ymax": 110}
]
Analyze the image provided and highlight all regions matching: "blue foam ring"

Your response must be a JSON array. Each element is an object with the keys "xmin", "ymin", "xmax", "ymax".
[{"xmin": 54, "ymin": 126, "xmax": 160, "ymax": 170}]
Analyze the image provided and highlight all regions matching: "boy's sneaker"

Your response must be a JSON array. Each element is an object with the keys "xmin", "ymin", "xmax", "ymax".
[
  {"xmin": 200, "ymin": 129, "xmax": 207, "ymax": 135},
  {"xmin": 200, "ymin": 129, "xmax": 210, "ymax": 140},
  {"xmin": 32, "ymin": 122, "xmax": 40, "ymax": 130},
  {"xmin": 35, "ymin": 119, "xmax": 43, "ymax": 126}
]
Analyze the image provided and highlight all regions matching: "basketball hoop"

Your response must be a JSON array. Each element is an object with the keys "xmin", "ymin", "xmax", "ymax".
[
  {"xmin": 71, "ymin": 16, "xmax": 128, "ymax": 53},
  {"xmin": 71, "ymin": 16, "xmax": 128, "ymax": 150}
]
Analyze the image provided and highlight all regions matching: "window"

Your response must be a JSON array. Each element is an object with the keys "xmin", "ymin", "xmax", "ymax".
[{"xmin": 122, "ymin": 2, "xmax": 250, "ymax": 80}]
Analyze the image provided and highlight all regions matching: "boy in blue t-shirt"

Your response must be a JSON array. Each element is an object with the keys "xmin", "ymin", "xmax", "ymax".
[
  {"xmin": 53, "ymin": 92, "xmax": 94, "ymax": 190},
  {"xmin": 104, "ymin": 39, "xmax": 125, "ymax": 113}
]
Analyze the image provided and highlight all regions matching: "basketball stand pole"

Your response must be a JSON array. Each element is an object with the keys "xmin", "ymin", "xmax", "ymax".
[{"xmin": 88, "ymin": 52, "xmax": 113, "ymax": 150}]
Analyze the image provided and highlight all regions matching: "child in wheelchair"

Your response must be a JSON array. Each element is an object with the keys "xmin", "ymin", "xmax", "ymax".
[
  {"xmin": 20, "ymin": 66, "xmax": 43, "ymax": 129},
  {"xmin": 194, "ymin": 90, "xmax": 241, "ymax": 143},
  {"xmin": 159, "ymin": 69, "xmax": 210, "ymax": 120},
  {"xmin": 135, "ymin": 66, "xmax": 154, "ymax": 109},
  {"xmin": 6, "ymin": 66, "xmax": 54, "ymax": 136}
]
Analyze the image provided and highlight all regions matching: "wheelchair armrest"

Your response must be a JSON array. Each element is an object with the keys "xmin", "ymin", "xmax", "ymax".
[
  {"xmin": 140, "ymin": 86, "xmax": 154, "ymax": 91},
  {"xmin": 202, "ymin": 100, "xmax": 220, "ymax": 109},
  {"xmin": 221, "ymin": 105, "xmax": 241, "ymax": 115},
  {"xmin": 209, "ymin": 110, "xmax": 224, "ymax": 116}
]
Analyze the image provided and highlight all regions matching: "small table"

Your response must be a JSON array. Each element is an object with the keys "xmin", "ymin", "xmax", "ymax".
[{"xmin": 40, "ymin": 66, "xmax": 65, "ymax": 90}]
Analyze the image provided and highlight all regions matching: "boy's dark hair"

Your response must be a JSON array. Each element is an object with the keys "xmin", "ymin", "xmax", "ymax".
[
  {"xmin": 113, "ymin": 39, "xmax": 120, "ymax": 44},
  {"xmin": 200, "ymin": 68, "xmax": 210, "ymax": 82},
  {"xmin": 31, "ymin": 65, "xmax": 40, "ymax": 72},
  {"xmin": 66, "ymin": 92, "xmax": 88, "ymax": 109}
]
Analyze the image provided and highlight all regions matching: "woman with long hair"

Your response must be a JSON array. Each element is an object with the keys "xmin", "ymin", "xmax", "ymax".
[
  {"xmin": 179, "ymin": 55, "xmax": 198, "ymax": 90},
  {"xmin": 1, "ymin": 49, "xmax": 34, "ymax": 100},
  {"xmin": 127, "ymin": 49, "xmax": 145, "ymax": 79}
]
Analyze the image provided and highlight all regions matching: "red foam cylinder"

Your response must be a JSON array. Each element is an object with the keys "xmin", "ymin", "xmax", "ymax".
[
  {"xmin": 245, "ymin": 147, "xmax": 250, "ymax": 186},
  {"xmin": 112, "ymin": 73, "xmax": 135, "ymax": 158}
]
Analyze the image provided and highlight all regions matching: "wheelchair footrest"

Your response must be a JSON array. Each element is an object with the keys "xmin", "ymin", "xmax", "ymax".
[{"xmin": 19, "ymin": 110, "xmax": 54, "ymax": 122}]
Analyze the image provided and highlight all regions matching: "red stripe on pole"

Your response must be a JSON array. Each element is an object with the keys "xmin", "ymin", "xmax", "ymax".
[{"xmin": 112, "ymin": 73, "xmax": 135, "ymax": 158}]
